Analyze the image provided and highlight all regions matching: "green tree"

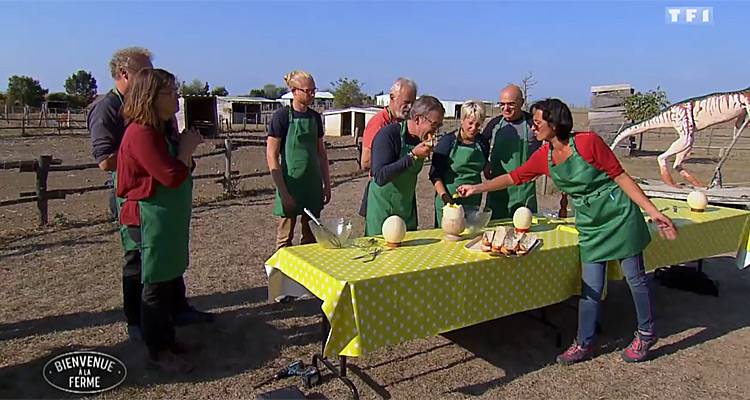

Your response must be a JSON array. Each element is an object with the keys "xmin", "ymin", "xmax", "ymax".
[
  {"xmin": 64, "ymin": 70, "xmax": 98, "ymax": 107},
  {"xmin": 330, "ymin": 77, "xmax": 366, "ymax": 108},
  {"xmin": 263, "ymin": 84, "xmax": 286, "ymax": 99},
  {"xmin": 248, "ymin": 88, "xmax": 266, "ymax": 97},
  {"xmin": 47, "ymin": 92, "xmax": 69, "ymax": 102},
  {"xmin": 7, "ymin": 75, "xmax": 48, "ymax": 107},
  {"xmin": 623, "ymin": 86, "xmax": 670, "ymax": 122},
  {"xmin": 180, "ymin": 79, "xmax": 210, "ymax": 95},
  {"xmin": 211, "ymin": 86, "xmax": 229, "ymax": 96},
  {"xmin": 247, "ymin": 84, "xmax": 286, "ymax": 99}
]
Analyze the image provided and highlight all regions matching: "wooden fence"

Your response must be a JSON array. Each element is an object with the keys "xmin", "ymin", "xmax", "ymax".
[{"xmin": 0, "ymin": 137, "xmax": 360, "ymax": 226}]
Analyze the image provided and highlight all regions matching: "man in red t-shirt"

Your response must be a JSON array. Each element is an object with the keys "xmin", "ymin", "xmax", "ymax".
[
  {"xmin": 360, "ymin": 77, "xmax": 418, "ymax": 171},
  {"xmin": 358, "ymin": 78, "xmax": 417, "ymax": 217}
]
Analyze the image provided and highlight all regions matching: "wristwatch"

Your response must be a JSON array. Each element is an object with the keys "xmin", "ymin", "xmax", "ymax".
[{"xmin": 407, "ymin": 150, "xmax": 417, "ymax": 161}]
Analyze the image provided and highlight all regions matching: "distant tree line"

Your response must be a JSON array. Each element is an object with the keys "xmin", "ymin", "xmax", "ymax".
[
  {"xmin": 1, "ymin": 71, "xmax": 385, "ymax": 110},
  {"xmin": 2, "ymin": 71, "xmax": 98, "ymax": 109}
]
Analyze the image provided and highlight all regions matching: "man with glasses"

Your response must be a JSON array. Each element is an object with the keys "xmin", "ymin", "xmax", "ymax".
[
  {"xmin": 363, "ymin": 95, "xmax": 444, "ymax": 236},
  {"xmin": 88, "ymin": 47, "xmax": 214, "ymax": 344},
  {"xmin": 358, "ymin": 77, "xmax": 417, "ymax": 218},
  {"xmin": 481, "ymin": 85, "xmax": 542, "ymax": 220},
  {"xmin": 267, "ymin": 70, "xmax": 331, "ymax": 250}
]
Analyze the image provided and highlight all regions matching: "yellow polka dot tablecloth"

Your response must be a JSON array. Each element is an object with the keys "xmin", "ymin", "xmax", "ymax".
[
  {"xmin": 267, "ymin": 220, "xmax": 585, "ymax": 358},
  {"xmin": 265, "ymin": 197, "xmax": 750, "ymax": 358},
  {"xmin": 553, "ymin": 198, "xmax": 750, "ymax": 277}
]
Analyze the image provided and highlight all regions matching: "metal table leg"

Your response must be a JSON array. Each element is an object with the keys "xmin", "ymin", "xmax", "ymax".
[
  {"xmin": 523, "ymin": 308, "xmax": 562, "ymax": 347},
  {"xmin": 653, "ymin": 259, "xmax": 719, "ymax": 297},
  {"xmin": 312, "ymin": 313, "xmax": 360, "ymax": 399}
]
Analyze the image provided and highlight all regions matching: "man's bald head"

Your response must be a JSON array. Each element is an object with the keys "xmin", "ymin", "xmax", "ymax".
[{"xmin": 499, "ymin": 85, "xmax": 524, "ymax": 120}]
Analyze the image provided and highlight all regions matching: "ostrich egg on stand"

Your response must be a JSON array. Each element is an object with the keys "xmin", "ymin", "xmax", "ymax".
[
  {"xmin": 513, "ymin": 207, "xmax": 533, "ymax": 232},
  {"xmin": 382, "ymin": 215, "xmax": 406, "ymax": 247},
  {"xmin": 687, "ymin": 190, "xmax": 708, "ymax": 212}
]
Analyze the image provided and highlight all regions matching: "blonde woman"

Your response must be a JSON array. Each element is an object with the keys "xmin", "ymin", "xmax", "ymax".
[
  {"xmin": 266, "ymin": 70, "xmax": 331, "ymax": 250},
  {"xmin": 429, "ymin": 100, "xmax": 490, "ymax": 227}
]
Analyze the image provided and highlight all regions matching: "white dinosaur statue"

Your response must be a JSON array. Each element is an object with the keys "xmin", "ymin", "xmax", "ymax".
[{"xmin": 609, "ymin": 87, "xmax": 750, "ymax": 188}]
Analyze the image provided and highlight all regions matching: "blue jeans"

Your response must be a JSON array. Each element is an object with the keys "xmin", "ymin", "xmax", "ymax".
[{"xmin": 578, "ymin": 252, "xmax": 655, "ymax": 346}]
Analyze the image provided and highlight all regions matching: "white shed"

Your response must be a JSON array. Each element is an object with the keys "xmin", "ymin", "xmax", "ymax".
[
  {"xmin": 322, "ymin": 107, "xmax": 382, "ymax": 137},
  {"xmin": 216, "ymin": 96, "xmax": 282, "ymax": 126},
  {"xmin": 279, "ymin": 91, "xmax": 335, "ymax": 110},
  {"xmin": 376, "ymin": 94, "xmax": 390, "ymax": 107}
]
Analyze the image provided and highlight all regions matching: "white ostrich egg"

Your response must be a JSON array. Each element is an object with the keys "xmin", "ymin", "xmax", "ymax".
[
  {"xmin": 442, "ymin": 203, "xmax": 465, "ymax": 220},
  {"xmin": 687, "ymin": 190, "xmax": 708, "ymax": 211},
  {"xmin": 382, "ymin": 215, "xmax": 406, "ymax": 243},
  {"xmin": 513, "ymin": 207, "xmax": 533, "ymax": 230}
]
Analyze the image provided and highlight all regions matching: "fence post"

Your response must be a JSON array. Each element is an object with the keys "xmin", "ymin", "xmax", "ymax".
[
  {"xmin": 223, "ymin": 139, "xmax": 233, "ymax": 193},
  {"xmin": 36, "ymin": 155, "xmax": 52, "ymax": 226},
  {"xmin": 21, "ymin": 114, "xmax": 27, "ymax": 136},
  {"xmin": 706, "ymin": 127, "xmax": 714, "ymax": 155}
]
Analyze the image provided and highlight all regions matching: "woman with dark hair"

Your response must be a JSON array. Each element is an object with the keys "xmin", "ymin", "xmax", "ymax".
[
  {"xmin": 457, "ymin": 98, "xmax": 677, "ymax": 365},
  {"xmin": 117, "ymin": 67, "xmax": 203, "ymax": 373}
]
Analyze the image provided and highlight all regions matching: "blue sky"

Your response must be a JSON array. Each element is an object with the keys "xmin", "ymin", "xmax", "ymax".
[{"xmin": 0, "ymin": 0, "xmax": 746, "ymax": 107}]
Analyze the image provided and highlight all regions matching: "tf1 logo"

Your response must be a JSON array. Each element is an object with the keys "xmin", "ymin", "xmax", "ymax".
[{"xmin": 665, "ymin": 7, "xmax": 713, "ymax": 24}]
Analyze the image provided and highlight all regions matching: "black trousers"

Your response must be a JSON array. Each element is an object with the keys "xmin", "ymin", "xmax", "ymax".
[
  {"xmin": 123, "ymin": 227, "xmax": 190, "ymax": 327},
  {"xmin": 142, "ymin": 276, "xmax": 182, "ymax": 356}
]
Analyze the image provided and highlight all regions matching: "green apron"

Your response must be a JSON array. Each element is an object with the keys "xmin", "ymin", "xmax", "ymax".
[
  {"xmin": 549, "ymin": 136, "xmax": 651, "ymax": 264},
  {"xmin": 119, "ymin": 134, "xmax": 194, "ymax": 284},
  {"xmin": 487, "ymin": 114, "xmax": 538, "ymax": 220},
  {"xmin": 365, "ymin": 120, "xmax": 424, "ymax": 236},
  {"xmin": 433, "ymin": 129, "xmax": 486, "ymax": 228},
  {"xmin": 272, "ymin": 107, "xmax": 323, "ymax": 218}
]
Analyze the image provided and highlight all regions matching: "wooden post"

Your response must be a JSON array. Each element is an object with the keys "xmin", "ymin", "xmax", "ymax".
[
  {"xmin": 223, "ymin": 139, "xmax": 232, "ymax": 193},
  {"xmin": 21, "ymin": 114, "xmax": 26, "ymax": 136},
  {"xmin": 706, "ymin": 127, "xmax": 714, "ymax": 155},
  {"xmin": 36, "ymin": 155, "xmax": 52, "ymax": 226}
]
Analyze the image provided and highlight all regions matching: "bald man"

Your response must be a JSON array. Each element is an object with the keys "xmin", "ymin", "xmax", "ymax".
[{"xmin": 480, "ymin": 85, "xmax": 542, "ymax": 220}]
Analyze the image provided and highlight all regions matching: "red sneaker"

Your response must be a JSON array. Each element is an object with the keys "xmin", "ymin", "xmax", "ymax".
[
  {"xmin": 556, "ymin": 340, "xmax": 594, "ymax": 366},
  {"xmin": 622, "ymin": 331, "xmax": 658, "ymax": 363}
]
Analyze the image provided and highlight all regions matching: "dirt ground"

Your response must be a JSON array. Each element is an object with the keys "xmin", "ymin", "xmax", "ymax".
[{"xmin": 2, "ymin": 114, "xmax": 750, "ymax": 399}]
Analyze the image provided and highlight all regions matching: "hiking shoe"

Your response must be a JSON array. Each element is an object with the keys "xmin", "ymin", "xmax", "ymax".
[
  {"xmin": 170, "ymin": 339, "xmax": 203, "ymax": 354},
  {"xmin": 622, "ymin": 331, "xmax": 658, "ymax": 363},
  {"xmin": 127, "ymin": 324, "xmax": 143, "ymax": 343},
  {"xmin": 148, "ymin": 350, "xmax": 193, "ymax": 374},
  {"xmin": 556, "ymin": 340, "xmax": 594, "ymax": 366},
  {"xmin": 173, "ymin": 306, "xmax": 215, "ymax": 326}
]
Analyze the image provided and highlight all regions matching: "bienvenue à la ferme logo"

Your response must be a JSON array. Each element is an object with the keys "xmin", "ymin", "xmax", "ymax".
[{"xmin": 43, "ymin": 351, "xmax": 127, "ymax": 394}]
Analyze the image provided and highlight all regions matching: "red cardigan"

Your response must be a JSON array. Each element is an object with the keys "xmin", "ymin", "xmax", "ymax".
[{"xmin": 116, "ymin": 122, "xmax": 189, "ymax": 226}]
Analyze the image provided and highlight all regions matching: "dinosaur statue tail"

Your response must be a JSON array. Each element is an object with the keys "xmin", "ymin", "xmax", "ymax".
[{"xmin": 609, "ymin": 112, "xmax": 673, "ymax": 150}]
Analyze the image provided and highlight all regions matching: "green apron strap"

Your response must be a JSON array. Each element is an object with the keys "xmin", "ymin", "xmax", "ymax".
[
  {"xmin": 272, "ymin": 106, "xmax": 324, "ymax": 218},
  {"xmin": 434, "ymin": 128, "xmax": 486, "ymax": 227},
  {"xmin": 365, "ymin": 120, "xmax": 424, "ymax": 236},
  {"xmin": 487, "ymin": 114, "xmax": 537, "ymax": 220},
  {"xmin": 132, "ymin": 132, "xmax": 194, "ymax": 284},
  {"xmin": 548, "ymin": 136, "xmax": 651, "ymax": 264},
  {"xmin": 112, "ymin": 87, "xmax": 123, "ymax": 104}
]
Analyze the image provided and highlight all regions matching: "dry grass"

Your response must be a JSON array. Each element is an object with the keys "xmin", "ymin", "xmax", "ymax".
[{"xmin": 2, "ymin": 118, "xmax": 750, "ymax": 399}]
